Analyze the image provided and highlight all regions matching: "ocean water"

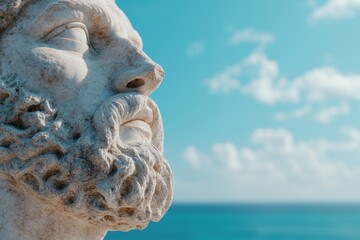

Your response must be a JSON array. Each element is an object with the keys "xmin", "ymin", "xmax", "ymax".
[{"xmin": 105, "ymin": 204, "xmax": 360, "ymax": 240}]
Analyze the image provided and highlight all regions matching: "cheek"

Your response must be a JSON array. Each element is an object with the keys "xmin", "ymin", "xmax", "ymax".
[
  {"xmin": 4, "ymin": 44, "xmax": 88, "ymax": 99},
  {"xmin": 25, "ymin": 48, "xmax": 88, "ymax": 91}
]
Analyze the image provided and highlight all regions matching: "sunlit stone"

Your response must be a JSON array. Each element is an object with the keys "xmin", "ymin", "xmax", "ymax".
[{"xmin": 0, "ymin": 0, "xmax": 172, "ymax": 239}]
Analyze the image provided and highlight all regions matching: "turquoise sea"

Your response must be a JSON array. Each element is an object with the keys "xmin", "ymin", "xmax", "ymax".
[{"xmin": 105, "ymin": 204, "xmax": 360, "ymax": 240}]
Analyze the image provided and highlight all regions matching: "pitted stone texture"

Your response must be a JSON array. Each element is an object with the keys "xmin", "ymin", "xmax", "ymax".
[
  {"xmin": 0, "ymin": 0, "xmax": 172, "ymax": 239},
  {"xmin": 0, "ymin": 0, "xmax": 31, "ymax": 32}
]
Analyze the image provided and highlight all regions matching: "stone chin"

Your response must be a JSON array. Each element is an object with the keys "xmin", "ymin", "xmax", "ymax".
[{"xmin": 0, "ymin": 77, "xmax": 173, "ymax": 231}]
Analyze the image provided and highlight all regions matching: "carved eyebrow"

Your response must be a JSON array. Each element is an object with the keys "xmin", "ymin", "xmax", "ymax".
[
  {"xmin": 29, "ymin": 0, "xmax": 143, "ymax": 50},
  {"xmin": 57, "ymin": 0, "xmax": 115, "ymax": 26},
  {"xmin": 29, "ymin": 1, "xmax": 114, "ymax": 38}
]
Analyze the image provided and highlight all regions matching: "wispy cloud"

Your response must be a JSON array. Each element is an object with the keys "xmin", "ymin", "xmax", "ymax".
[
  {"xmin": 230, "ymin": 28, "xmax": 274, "ymax": 48},
  {"xmin": 183, "ymin": 146, "xmax": 204, "ymax": 169},
  {"xmin": 311, "ymin": 126, "xmax": 360, "ymax": 151},
  {"xmin": 275, "ymin": 103, "xmax": 350, "ymax": 124},
  {"xmin": 187, "ymin": 41, "xmax": 205, "ymax": 57},
  {"xmin": 275, "ymin": 105, "xmax": 312, "ymax": 121},
  {"xmin": 309, "ymin": 0, "xmax": 360, "ymax": 22},
  {"xmin": 314, "ymin": 102, "xmax": 350, "ymax": 124},
  {"xmin": 213, "ymin": 142, "xmax": 241, "ymax": 171},
  {"xmin": 205, "ymin": 64, "xmax": 242, "ymax": 93}
]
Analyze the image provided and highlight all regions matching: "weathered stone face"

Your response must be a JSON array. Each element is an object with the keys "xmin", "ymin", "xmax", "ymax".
[{"xmin": 0, "ymin": 0, "xmax": 172, "ymax": 232}]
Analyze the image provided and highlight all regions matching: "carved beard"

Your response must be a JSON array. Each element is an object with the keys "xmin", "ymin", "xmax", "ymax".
[{"xmin": 0, "ymin": 79, "xmax": 172, "ymax": 231}]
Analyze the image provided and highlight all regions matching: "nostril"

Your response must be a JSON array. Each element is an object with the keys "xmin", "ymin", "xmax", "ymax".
[{"xmin": 126, "ymin": 78, "xmax": 145, "ymax": 89}]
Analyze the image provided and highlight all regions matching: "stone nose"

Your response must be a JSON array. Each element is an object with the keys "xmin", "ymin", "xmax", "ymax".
[{"xmin": 112, "ymin": 61, "xmax": 164, "ymax": 96}]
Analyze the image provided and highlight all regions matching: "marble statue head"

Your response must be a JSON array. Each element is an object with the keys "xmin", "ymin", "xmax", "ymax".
[{"xmin": 0, "ymin": 0, "xmax": 172, "ymax": 231}]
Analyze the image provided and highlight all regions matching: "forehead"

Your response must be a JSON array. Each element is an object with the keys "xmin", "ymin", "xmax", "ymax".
[{"xmin": 19, "ymin": 0, "xmax": 142, "ymax": 46}]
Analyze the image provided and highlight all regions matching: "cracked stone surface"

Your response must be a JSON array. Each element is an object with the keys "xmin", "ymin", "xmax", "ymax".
[{"xmin": 0, "ymin": 0, "xmax": 173, "ymax": 239}]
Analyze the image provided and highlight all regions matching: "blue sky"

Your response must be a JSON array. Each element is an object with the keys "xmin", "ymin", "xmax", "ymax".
[{"xmin": 116, "ymin": 0, "xmax": 360, "ymax": 203}]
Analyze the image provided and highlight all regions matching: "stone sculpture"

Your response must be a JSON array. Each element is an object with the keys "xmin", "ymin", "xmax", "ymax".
[{"xmin": 0, "ymin": 0, "xmax": 173, "ymax": 239}]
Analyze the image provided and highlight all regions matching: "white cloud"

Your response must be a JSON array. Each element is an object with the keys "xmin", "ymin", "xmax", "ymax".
[
  {"xmin": 295, "ymin": 67, "xmax": 360, "ymax": 101},
  {"xmin": 275, "ymin": 105, "xmax": 312, "ymax": 121},
  {"xmin": 187, "ymin": 41, "xmax": 204, "ymax": 57},
  {"xmin": 205, "ymin": 52, "xmax": 360, "ymax": 106},
  {"xmin": 230, "ymin": 28, "xmax": 275, "ymax": 48},
  {"xmin": 309, "ymin": 0, "xmax": 360, "ymax": 22},
  {"xmin": 314, "ymin": 102, "xmax": 350, "ymax": 124},
  {"xmin": 183, "ymin": 146, "xmax": 203, "ymax": 169},
  {"xmin": 177, "ymin": 127, "xmax": 360, "ymax": 202},
  {"xmin": 205, "ymin": 51, "xmax": 299, "ymax": 105},
  {"xmin": 238, "ymin": 127, "xmax": 359, "ymax": 181},
  {"xmin": 206, "ymin": 27, "xmax": 360, "ymax": 108},
  {"xmin": 205, "ymin": 64, "xmax": 242, "ymax": 93},
  {"xmin": 191, "ymin": 127, "xmax": 360, "ymax": 181},
  {"xmin": 250, "ymin": 128, "xmax": 295, "ymax": 152},
  {"xmin": 213, "ymin": 142, "xmax": 241, "ymax": 171},
  {"xmin": 310, "ymin": 126, "xmax": 360, "ymax": 151},
  {"xmin": 241, "ymin": 52, "xmax": 299, "ymax": 105}
]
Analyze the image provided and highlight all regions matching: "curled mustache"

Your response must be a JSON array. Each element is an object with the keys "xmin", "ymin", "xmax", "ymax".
[
  {"xmin": 75, "ymin": 93, "xmax": 172, "ymax": 228},
  {"xmin": 87, "ymin": 93, "xmax": 164, "ymax": 173}
]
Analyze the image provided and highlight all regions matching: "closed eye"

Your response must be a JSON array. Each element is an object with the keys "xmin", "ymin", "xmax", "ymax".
[
  {"xmin": 43, "ymin": 22, "xmax": 91, "ymax": 53},
  {"xmin": 44, "ymin": 22, "xmax": 90, "ymax": 45}
]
